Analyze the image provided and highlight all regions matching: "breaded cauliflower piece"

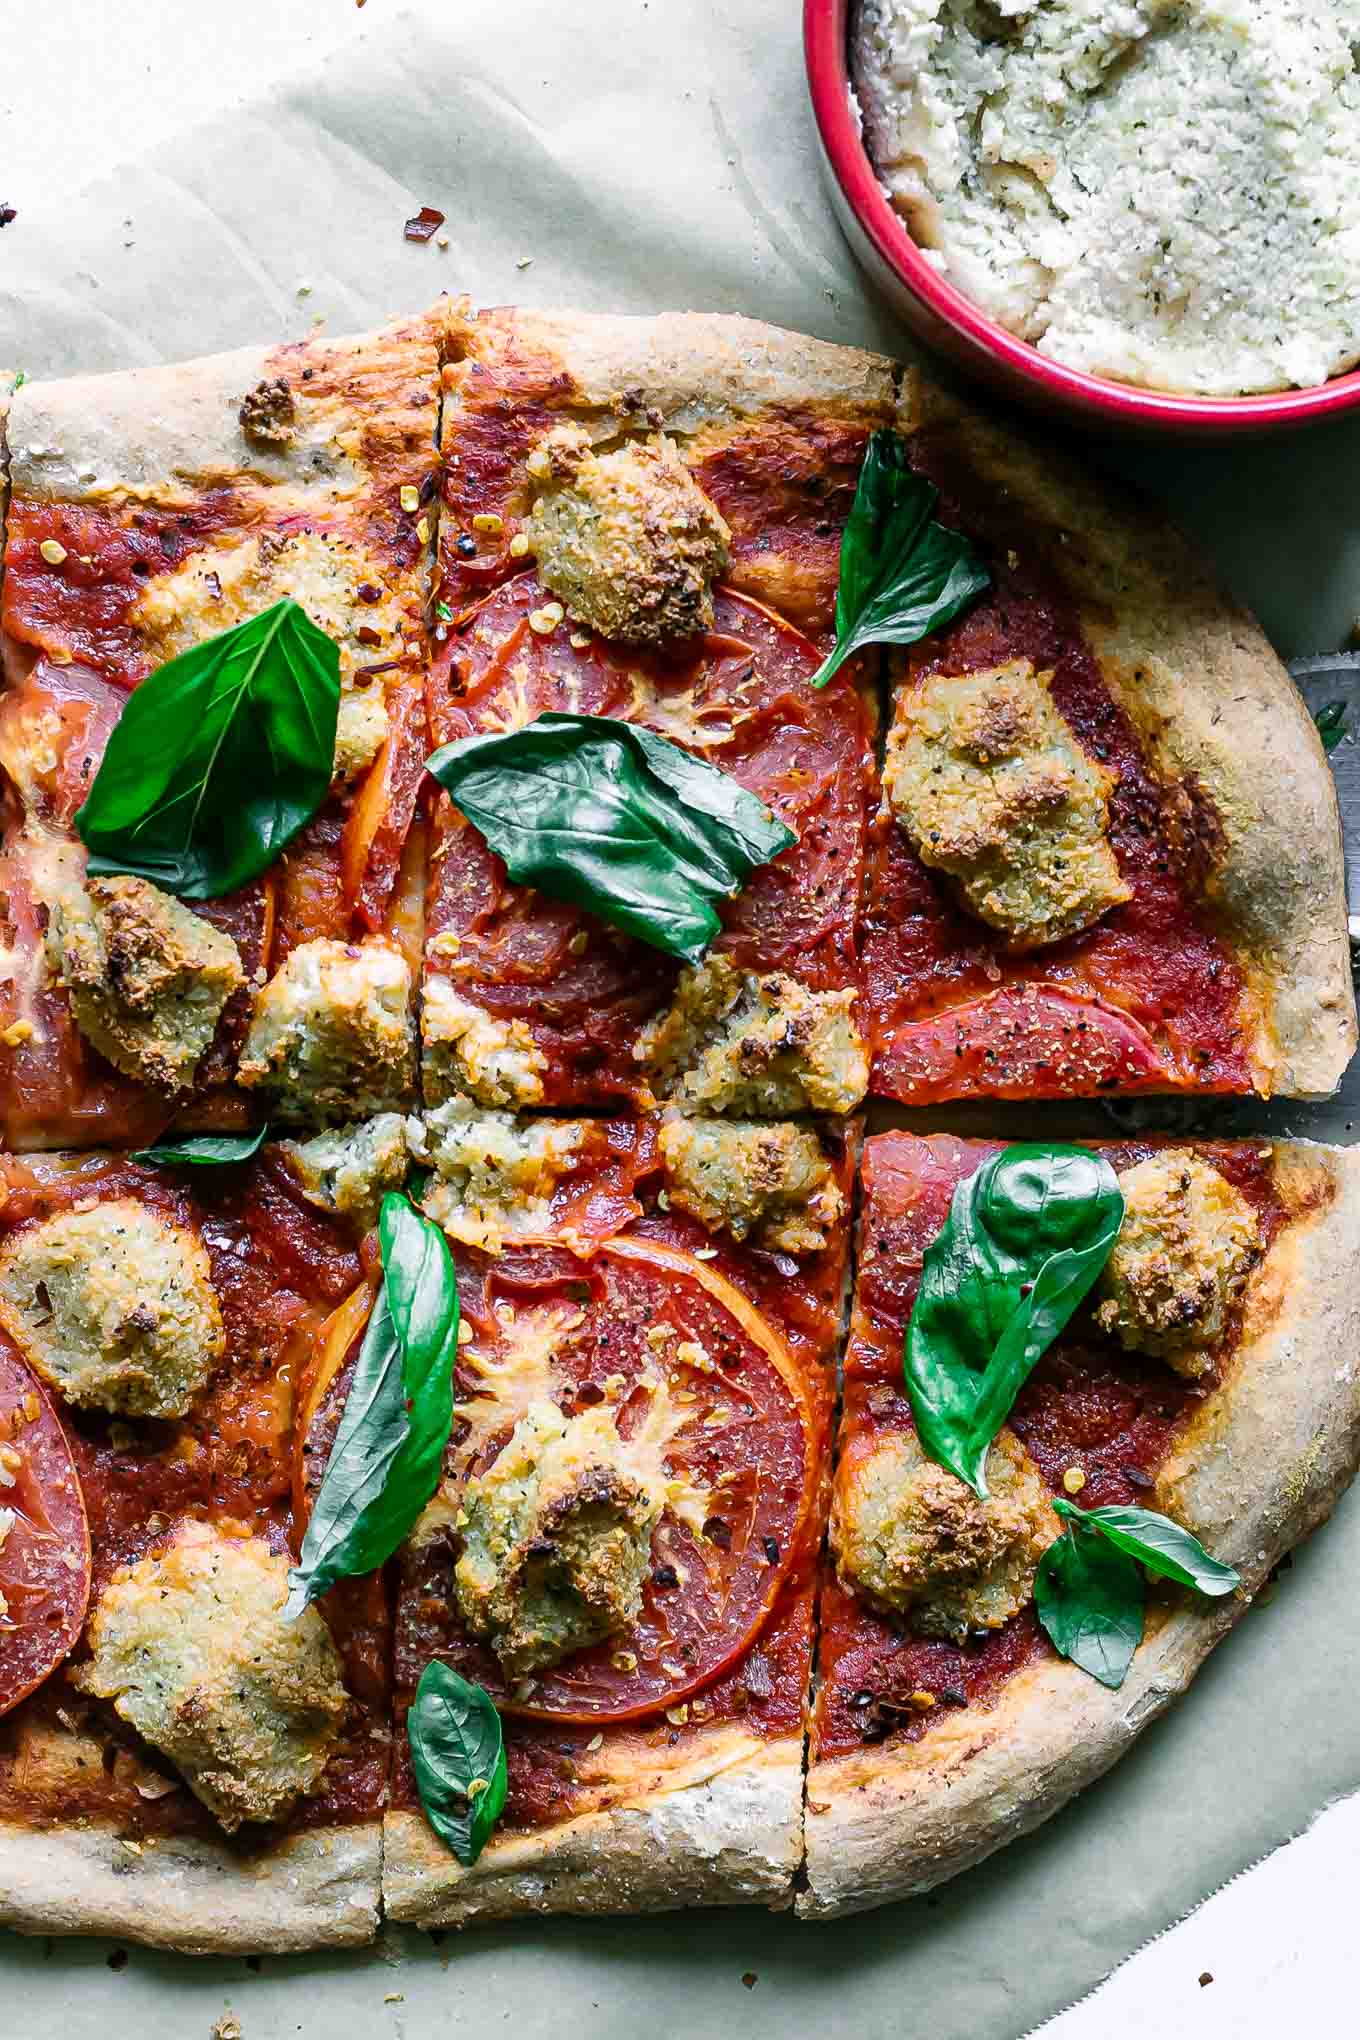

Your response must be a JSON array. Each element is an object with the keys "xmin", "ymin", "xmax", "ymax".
[
  {"xmin": 420, "ymin": 978, "xmax": 546, "ymax": 1110},
  {"xmin": 454, "ymin": 1401, "xmax": 659, "ymax": 1679},
  {"xmin": 280, "ymin": 1112, "xmax": 410, "ymax": 1232},
  {"xmin": 884, "ymin": 659, "xmax": 1131, "ymax": 949},
  {"xmin": 1095, "ymin": 1150, "xmax": 1262, "ymax": 1375},
  {"xmin": 637, "ymin": 954, "xmax": 868, "ymax": 1116},
  {"xmin": 831, "ymin": 1425, "xmax": 1054, "ymax": 1643},
  {"xmin": 524, "ymin": 424, "xmax": 730, "ymax": 645},
  {"xmin": 658, "ymin": 1110, "xmax": 844, "ymax": 1254},
  {"xmin": 48, "ymin": 876, "xmax": 243, "ymax": 1092},
  {"xmin": 76, "ymin": 1522, "xmax": 347, "ymax": 1831},
  {"xmin": 413, "ymin": 1100, "xmax": 584, "ymax": 1253},
  {"xmin": 238, "ymin": 937, "xmax": 415, "ymax": 1126},
  {"xmin": 0, "ymin": 1198, "xmax": 223, "ymax": 1418}
]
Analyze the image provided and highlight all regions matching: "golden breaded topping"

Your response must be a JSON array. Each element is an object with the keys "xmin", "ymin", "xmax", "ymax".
[
  {"xmin": 524, "ymin": 424, "xmax": 730, "ymax": 645},
  {"xmin": 884, "ymin": 659, "xmax": 1131, "ymax": 949},
  {"xmin": 280, "ymin": 1112, "xmax": 410, "ymax": 1232},
  {"xmin": 413, "ymin": 1100, "xmax": 584, "ymax": 1253},
  {"xmin": 454, "ymin": 1401, "xmax": 660, "ymax": 1679},
  {"xmin": 238, "ymin": 936, "xmax": 415, "ymax": 1127},
  {"xmin": 48, "ymin": 875, "xmax": 243, "ymax": 1092},
  {"xmin": 1096, "ymin": 1150, "xmax": 1262, "ymax": 1374},
  {"xmin": 831, "ymin": 1425, "xmax": 1054, "ymax": 1643},
  {"xmin": 0, "ymin": 1199, "xmax": 223, "ymax": 1418},
  {"xmin": 637, "ymin": 954, "xmax": 868, "ymax": 1117},
  {"xmin": 76, "ymin": 1522, "xmax": 347, "ymax": 1831},
  {"xmin": 420, "ymin": 978, "xmax": 546, "ymax": 1109},
  {"xmin": 658, "ymin": 1111, "xmax": 844, "ymax": 1254}
]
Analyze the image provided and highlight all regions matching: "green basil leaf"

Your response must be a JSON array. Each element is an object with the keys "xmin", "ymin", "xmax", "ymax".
[
  {"xmin": 131, "ymin": 1126, "xmax": 268, "ymax": 1168},
  {"xmin": 285, "ymin": 1191, "xmax": 459, "ymax": 1618},
  {"xmin": 1053, "ymin": 1498, "xmax": 1240, "ymax": 1596},
  {"xmin": 1035, "ymin": 1522, "xmax": 1145, "ymax": 1690},
  {"xmin": 811, "ymin": 429, "xmax": 991, "ymax": 689},
  {"xmin": 425, "ymin": 711, "xmax": 795, "ymax": 964},
  {"xmin": 1314, "ymin": 700, "xmax": 1350, "ymax": 752},
  {"xmin": 408, "ymin": 1662, "xmax": 507, "ymax": 1866},
  {"xmin": 76, "ymin": 597, "xmax": 340, "ymax": 899},
  {"xmin": 905, "ymin": 1145, "xmax": 1125, "ymax": 1498}
]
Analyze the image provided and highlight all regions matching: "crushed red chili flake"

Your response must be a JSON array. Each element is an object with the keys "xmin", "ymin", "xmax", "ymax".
[
  {"xmin": 404, "ymin": 206, "xmax": 446, "ymax": 244},
  {"xmin": 0, "ymin": 205, "xmax": 15, "ymax": 229}
]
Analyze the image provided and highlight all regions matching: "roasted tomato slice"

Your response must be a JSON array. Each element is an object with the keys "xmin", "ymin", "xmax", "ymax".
[
  {"xmin": 0, "ymin": 1346, "xmax": 91, "ymax": 1718},
  {"xmin": 340, "ymin": 677, "xmax": 428, "ymax": 933},
  {"xmin": 441, "ymin": 1234, "xmax": 815, "ymax": 1724},
  {"xmin": 291, "ymin": 1281, "xmax": 376, "ymax": 1531}
]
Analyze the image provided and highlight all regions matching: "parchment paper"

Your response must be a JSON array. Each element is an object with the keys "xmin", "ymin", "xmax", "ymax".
[{"xmin": 3, "ymin": 6, "xmax": 1359, "ymax": 2036}]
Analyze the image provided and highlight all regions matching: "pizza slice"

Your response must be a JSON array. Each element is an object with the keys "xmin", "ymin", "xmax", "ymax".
[
  {"xmin": 420, "ymin": 307, "xmax": 886, "ymax": 1115},
  {"xmin": 0, "ymin": 1124, "xmax": 415, "ymax": 1949},
  {"xmin": 381, "ymin": 1104, "xmax": 854, "ymax": 1922},
  {"xmin": 0, "ymin": 315, "xmax": 441, "ymax": 1149},
  {"xmin": 861, "ymin": 380, "xmax": 1354, "ymax": 1104},
  {"xmin": 802, "ymin": 1128, "xmax": 1360, "ymax": 1917}
]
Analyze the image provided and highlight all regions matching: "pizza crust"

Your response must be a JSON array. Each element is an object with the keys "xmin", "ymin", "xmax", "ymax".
[
  {"xmin": 0, "ymin": 1817, "xmax": 380, "ymax": 1953},
  {"xmin": 900, "ymin": 375, "xmax": 1356, "ymax": 1099},
  {"xmin": 384, "ymin": 1731, "xmax": 801, "ymax": 1926},
  {"xmin": 800, "ymin": 1140, "xmax": 1360, "ymax": 1917}
]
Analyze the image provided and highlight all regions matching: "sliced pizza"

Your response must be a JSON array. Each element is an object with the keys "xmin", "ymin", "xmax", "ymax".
[
  {"xmin": 861, "ymin": 380, "xmax": 1354, "ymax": 1104},
  {"xmin": 420, "ymin": 307, "xmax": 886, "ymax": 1115},
  {"xmin": 0, "ymin": 316, "xmax": 440, "ymax": 1149},
  {"xmin": 0, "ymin": 1129, "xmax": 407, "ymax": 1950},
  {"xmin": 381, "ymin": 1104, "xmax": 854, "ymax": 1923},
  {"xmin": 802, "ymin": 1129, "xmax": 1360, "ymax": 1917}
]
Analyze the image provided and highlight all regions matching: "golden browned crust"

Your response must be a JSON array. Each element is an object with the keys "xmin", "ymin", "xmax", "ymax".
[
  {"xmin": 900, "ymin": 376, "xmax": 1356, "ymax": 1098},
  {"xmin": 384, "ymin": 1732, "xmax": 802, "ymax": 1926},
  {"xmin": 6, "ymin": 311, "xmax": 441, "ymax": 507},
  {"xmin": 801, "ymin": 1141, "xmax": 1360, "ymax": 1917},
  {"xmin": 0, "ymin": 1818, "xmax": 380, "ymax": 1953}
]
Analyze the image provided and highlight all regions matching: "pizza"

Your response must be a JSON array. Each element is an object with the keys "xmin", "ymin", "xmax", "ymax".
[{"xmin": 0, "ymin": 302, "xmax": 1353, "ymax": 1951}]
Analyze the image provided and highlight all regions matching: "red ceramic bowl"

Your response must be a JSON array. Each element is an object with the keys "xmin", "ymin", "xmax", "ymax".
[{"xmin": 805, "ymin": 0, "xmax": 1360, "ymax": 437}]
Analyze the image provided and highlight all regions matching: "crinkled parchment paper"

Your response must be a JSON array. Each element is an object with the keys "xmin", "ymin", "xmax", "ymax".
[{"xmin": 2, "ymin": 6, "xmax": 1359, "ymax": 2037}]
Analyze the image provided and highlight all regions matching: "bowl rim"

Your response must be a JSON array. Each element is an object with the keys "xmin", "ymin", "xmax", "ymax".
[{"xmin": 804, "ymin": 0, "xmax": 1360, "ymax": 433}]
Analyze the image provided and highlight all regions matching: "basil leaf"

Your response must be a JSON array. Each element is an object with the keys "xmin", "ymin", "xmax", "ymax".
[
  {"xmin": 285, "ymin": 1191, "xmax": 459, "ymax": 1618},
  {"xmin": 1053, "ymin": 1498, "xmax": 1240, "ymax": 1596},
  {"xmin": 1035, "ymin": 1522, "xmax": 1145, "ymax": 1690},
  {"xmin": 76, "ymin": 597, "xmax": 340, "ymax": 899},
  {"xmin": 1314, "ymin": 700, "xmax": 1350, "ymax": 752},
  {"xmin": 905, "ymin": 1145, "xmax": 1125, "ymax": 1498},
  {"xmin": 811, "ymin": 430, "xmax": 990, "ymax": 690},
  {"xmin": 425, "ymin": 712, "xmax": 795, "ymax": 964},
  {"xmin": 408, "ymin": 1662, "xmax": 507, "ymax": 1866},
  {"xmin": 131, "ymin": 1127, "xmax": 268, "ymax": 1168}
]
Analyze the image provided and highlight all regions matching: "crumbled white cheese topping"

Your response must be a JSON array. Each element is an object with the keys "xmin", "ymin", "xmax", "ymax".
[{"xmin": 859, "ymin": 0, "xmax": 1360, "ymax": 394}]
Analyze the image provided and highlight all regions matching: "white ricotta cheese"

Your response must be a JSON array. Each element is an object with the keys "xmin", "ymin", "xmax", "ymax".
[{"xmin": 857, "ymin": 0, "xmax": 1360, "ymax": 394}]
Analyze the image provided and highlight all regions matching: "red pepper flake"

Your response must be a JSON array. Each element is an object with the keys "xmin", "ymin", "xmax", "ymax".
[
  {"xmin": 0, "ymin": 205, "xmax": 15, "ymax": 229},
  {"xmin": 356, "ymin": 624, "xmax": 383, "ymax": 648},
  {"xmin": 404, "ymin": 207, "xmax": 445, "ymax": 244}
]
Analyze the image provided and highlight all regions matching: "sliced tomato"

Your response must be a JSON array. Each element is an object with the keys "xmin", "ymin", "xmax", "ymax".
[
  {"xmin": 874, "ymin": 986, "xmax": 1168, "ymax": 1104},
  {"xmin": 0, "ymin": 1346, "xmax": 91, "ymax": 1718},
  {"xmin": 340, "ymin": 677, "xmax": 428, "ymax": 932},
  {"xmin": 441, "ymin": 1236, "xmax": 816, "ymax": 1724},
  {"xmin": 290, "ymin": 1281, "xmax": 375, "ymax": 1531}
]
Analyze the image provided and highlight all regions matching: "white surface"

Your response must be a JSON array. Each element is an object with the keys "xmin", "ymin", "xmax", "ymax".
[{"xmin": 1, "ymin": 4, "xmax": 1358, "ymax": 2037}]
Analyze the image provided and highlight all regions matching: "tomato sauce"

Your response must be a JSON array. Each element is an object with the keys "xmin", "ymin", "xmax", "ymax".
[
  {"xmin": 424, "ymin": 577, "xmax": 871, "ymax": 1108},
  {"xmin": 862, "ymin": 505, "xmax": 1256, "ymax": 1103},
  {"xmin": 0, "ymin": 1149, "xmax": 386, "ymax": 1837},
  {"xmin": 814, "ymin": 1130, "xmax": 1293, "ymax": 1762}
]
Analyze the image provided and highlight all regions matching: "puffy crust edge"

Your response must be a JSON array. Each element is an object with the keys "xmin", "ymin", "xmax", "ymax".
[
  {"xmin": 800, "ymin": 1141, "xmax": 1360, "ymax": 1918},
  {"xmin": 0, "ymin": 1818, "xmax": 380, "ymax": 1953},
  {"xmin": 446, "ymin": 302, "xmax": 898, "ymax": 433},
  {"xmin": 6, "ymin": 310, "xmax": 441, "ymax": 505},
  {"xmin": 383, "ymin": 1733, "xmax": 801, "ymax": 1925},
  {"xmin": 900, "ymin": 378, "xmax": 1355, "ymax": 1098}
]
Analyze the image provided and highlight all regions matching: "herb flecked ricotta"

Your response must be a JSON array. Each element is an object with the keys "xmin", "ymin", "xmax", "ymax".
[{"xmin": 856, "ymin": 0, "xmax": 1360, "ymax": 394}]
